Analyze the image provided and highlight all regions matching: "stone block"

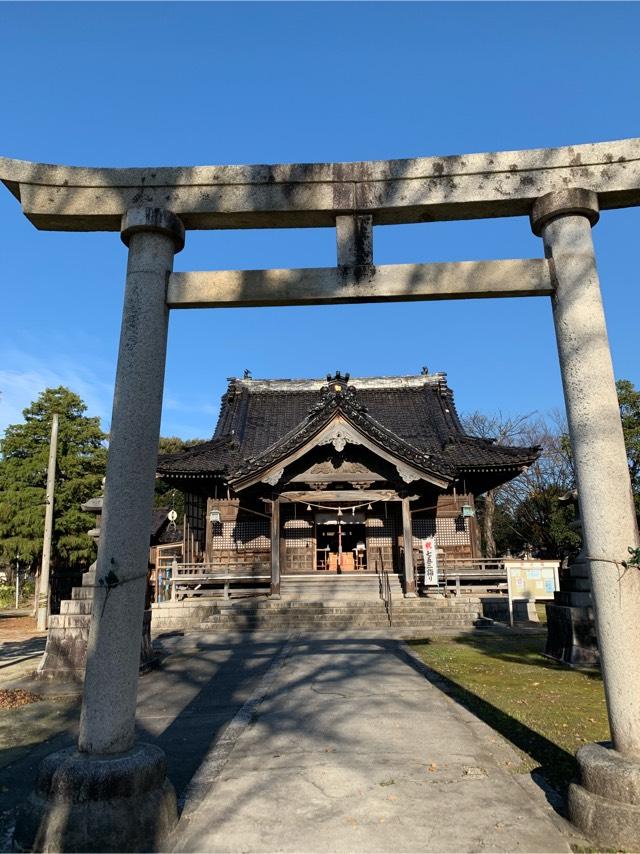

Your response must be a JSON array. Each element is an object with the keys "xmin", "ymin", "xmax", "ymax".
[
  {"xmin": 568, "ymin": 562, "xmax": 590, "ymax": 579},
  {"xmin": 13, "ymin": 743, "xmax": 177, "ymax": 852},
  {"xmin": 569, "ymin": 742, "xmax": 640, "ymax": 850},
  {"xmin": 35, "ymin": 628, "xmax": 88, "ymax": 681},
  {"xmin": 37, "ymin": 609, "xmax": 157, "ymax": 682},
  {"xmin": 545, "ymin": 602, "xmax": 599, "ymax": 667},
  {"xmin": 48, "ymin": 614, "xmax": 92, "ymax": 630},
  {"xmin": 60, "ymin": 599, "xmax": 93, "ymax": 615},
  {"xmin": 554, "ymin": 590, "xmax": 592, "ymax": 607}
]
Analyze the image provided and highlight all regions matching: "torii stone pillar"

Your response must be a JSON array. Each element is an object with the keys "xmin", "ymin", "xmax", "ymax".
[
  {"xmin": 15, "ymin": 208, "xmax": 184, "ymax": 853},
  {"xmin": 531, "ymin": 189, "xmax": 640, "ymax": 849}
]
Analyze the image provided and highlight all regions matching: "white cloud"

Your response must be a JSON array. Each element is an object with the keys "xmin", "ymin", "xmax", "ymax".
[
  {"xmin": 0, "ymin": 349, "xmax": 114, "ymax": 435},
  {"xmin": 0, "ymin": 349, "xmax": 220, "ymax": 440}
]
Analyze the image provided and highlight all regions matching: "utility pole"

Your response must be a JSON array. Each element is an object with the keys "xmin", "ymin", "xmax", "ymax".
[
  {"xmin": 37, "ymin": 413, "xmax": 58, "ymax": 631},
  {"xmin": 15, "ymin": 553, "xmax": 20, "ymax": 609}
]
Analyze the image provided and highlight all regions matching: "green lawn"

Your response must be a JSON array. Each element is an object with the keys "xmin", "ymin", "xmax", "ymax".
[{"xmin": 408, "ymin": 632, "xmax": 609, "ymax": 793}]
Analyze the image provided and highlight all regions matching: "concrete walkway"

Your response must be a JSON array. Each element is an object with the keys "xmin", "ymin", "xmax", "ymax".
[
  {"xmin": 170, "ymin": 632, "xmax": 576, "ymax": 853},
  {"xmin": 0, "ymin": 629, "xmax": 582, "ymax": 852}
]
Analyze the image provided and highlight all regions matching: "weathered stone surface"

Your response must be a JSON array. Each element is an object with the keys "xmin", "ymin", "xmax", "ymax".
[
  {"xmin": 167, "ymin": 258, "xmax": 553, "ymax": 309},
  {"xmin": 336, "ymin": 214, "xmax": 373, "ymax": 267},
  {"xmin": 13, "ymin": 743, "xmax": 177, "ymax": 852},
  {"xmin": 2, "ymin": 137, "xmax": 640, "ymax": 230},
  {"xmin": 553, "ymin": 590, "xmax": 592, "ymax": 607},
  {"xmin": 121, "ymin": 207, "xmax": 185, "ymax": 252},
  {"xmin": 36, "ymin": 610, "xmax": 157, "ymax": 683},
  {"xmin": 545, "ymin": 603, "xmax": 599, "ymax": 667},
  {"xmin": 569, "ymin": 743, "xmax": 640, "ymax": 850},
  {"xmin": 79, "ymin": 220, "xmax": 181, "ymax": 755},
  {"xmin": 530, "ymin": 188, "xmax": 599, "ymax": 235},
  {"xmin": 536, "ymin": 200, "xmax": 640, "ymax": 755},
  {"xmin": 152, "ymin": 601, "xmax": 219, "ymax": 631}
]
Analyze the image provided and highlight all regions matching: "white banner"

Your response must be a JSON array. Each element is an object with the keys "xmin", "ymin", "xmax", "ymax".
[{"xmin": 421, "ymin": 536, "xmax": 439, "ymax": 586}]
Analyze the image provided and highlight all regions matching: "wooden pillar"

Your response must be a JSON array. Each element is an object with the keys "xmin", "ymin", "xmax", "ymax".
[
  {"xmin": 467, "ymin": 494, "xmax": 481, "ymax": 558},
  {"xmin": 204, "ymin": 497, "xmax": 213, "ymax": 560},
  {"xmin": 271, "ymin": 498, "xmax": 281, "ymax": 598},
  {"xmin": 402, "ymin": 496, "xmax": 417, "ymax": 597}
]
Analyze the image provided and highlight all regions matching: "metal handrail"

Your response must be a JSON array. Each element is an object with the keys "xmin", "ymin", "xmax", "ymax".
[{"xmin": 374, "ymin": 547, "xmax": 393, "ymax": 626}]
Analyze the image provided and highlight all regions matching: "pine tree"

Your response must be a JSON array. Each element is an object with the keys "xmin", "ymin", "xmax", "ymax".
[
  {"xmin": 617, "ymin": 378, "xmax": 640, "ymax": 520},
  {"xmin": 0, "ymin": 387, "xmax": 107, "ymax": 570}
]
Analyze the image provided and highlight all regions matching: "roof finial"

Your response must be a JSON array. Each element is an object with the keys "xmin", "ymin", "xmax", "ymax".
[
  {"xmin": 326, "ymin": 370, "xmax": 350, "ymax": 384},
  {"xmin": 243, "ymin": 368, "xmax": 252, "ymax": 379},
  {"xmin": 421, "ymin": 366, "xmax": 429, "ymax": 375}
]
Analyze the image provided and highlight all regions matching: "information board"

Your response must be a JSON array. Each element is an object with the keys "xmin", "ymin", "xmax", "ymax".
[{"xmin": 504, "ymin": 560, "xmax": 560, "ymax": 626}]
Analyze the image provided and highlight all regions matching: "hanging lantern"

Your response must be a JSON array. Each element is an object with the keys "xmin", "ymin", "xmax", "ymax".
[
  {"xmin": 351, "ymin": 506, "xmax": 355, "ymax": 515},
  {"xmin": 209, "ymin": 508, "xmax": 222, "ymax": 523},
  {"xmin": 461, "ymin": 504, "xmax": 476, "ymax": 518},
  {"xmin": 306, "ymin": 504, "xmax": 312, "ymax": 511},
  {"xmin": 337, "ymin": 508, "xmax": 343, "ymax": 517},
  {"xmin": 367, "ymin": 503, "xmax": 372, "ymax": 510}
]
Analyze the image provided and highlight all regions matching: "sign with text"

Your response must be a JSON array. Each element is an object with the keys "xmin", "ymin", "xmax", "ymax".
[
  {"xmin": 421, "ymin": 536, "xmax": 439, "ymax": 586},
  {"xmin": 504, "ymin": 560, "xmax": 560, "ymax": 626}
]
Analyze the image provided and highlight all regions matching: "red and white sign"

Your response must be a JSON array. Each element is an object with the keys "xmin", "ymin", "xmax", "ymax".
[{"xmin": 421, "ymin": 536, "xmax": 439, "ymax": 586}]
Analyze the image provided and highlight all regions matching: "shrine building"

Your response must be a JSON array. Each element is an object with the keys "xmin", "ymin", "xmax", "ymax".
[{"xmin": 157, "ymin": 371, "xmax": 539, "ymax": 597}]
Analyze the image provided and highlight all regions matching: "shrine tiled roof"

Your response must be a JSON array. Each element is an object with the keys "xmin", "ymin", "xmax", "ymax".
[{"xmin": 157, "ymin": 372, "xmax": 540, "ymax": 483}]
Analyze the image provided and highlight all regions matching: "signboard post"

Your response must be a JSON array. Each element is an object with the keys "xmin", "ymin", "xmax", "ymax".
[{"xmin": 421, "ymin": 536, "xmax": 439, "ymax": 590}]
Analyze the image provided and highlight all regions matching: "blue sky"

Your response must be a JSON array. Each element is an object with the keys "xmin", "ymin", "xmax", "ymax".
[{"xmin": 1, "ymin": 1, "xmax": 639, "ymax": 439}]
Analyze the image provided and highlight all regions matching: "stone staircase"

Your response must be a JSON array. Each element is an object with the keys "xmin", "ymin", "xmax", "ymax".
[
  {"xmin": 198, "ymin": 595, "xmax": 484, "ymax": 633},
  {"xmin": 37, "ymin": 565, "xmax": 155, "ymax": 681},
  {"xmin": 280, "ymin": 573, "xmax": 402, "ymax": 602},
  {"xmin": 36, "ymin": 567, "xmax": 96, "ymax": 680}
]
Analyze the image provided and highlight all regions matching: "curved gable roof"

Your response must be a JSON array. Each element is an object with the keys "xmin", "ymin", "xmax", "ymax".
[
  {"xmin": 228, "ymin": 384, "xmax": 454, "ymax": 490},
  {"xmin": 157, "ymin": 372, "xmax": 540, "ymax": 481}
]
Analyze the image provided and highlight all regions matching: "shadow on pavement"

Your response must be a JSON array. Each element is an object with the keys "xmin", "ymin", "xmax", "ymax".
[{"xmin": 0, "ymin": 630, "xmax": 575, "ymax": 851}]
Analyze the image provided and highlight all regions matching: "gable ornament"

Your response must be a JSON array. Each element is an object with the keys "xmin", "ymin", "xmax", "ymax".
[
  {"xmin": 396, "ymin": 463, "xmax": 420, "ymax": 484},
  {"xmin": 318, "ymin": 423, "xmax": 362, "ymax": 453},
  {"xmin": 263, "ymin": 467, "xmax": 284, "ymax": 486}
]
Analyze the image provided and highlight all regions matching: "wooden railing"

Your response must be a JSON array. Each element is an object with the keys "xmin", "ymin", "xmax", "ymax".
[
  {"xmin": 373, "ymin": 547, "xmax": 393, "ymax": 626},
  {"xmin": 439, "ymin": 557, "xmax": 510, "ymax": 573},
  {"xmin": 412, "ymin": 554, "xmax": 511, "ymax": 595},
  {"xmin": 169, "ymin": 559, "xmax": 271, "ymax": 601}
]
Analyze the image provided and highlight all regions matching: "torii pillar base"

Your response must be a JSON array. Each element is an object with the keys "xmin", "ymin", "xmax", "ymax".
[
  {"xmin": 13, "ymin": 743, "xmax": 177, "ymax": 853},
  {"xmin": 569, "ymin": 743, "xmax": 640, "ymax": 851}
]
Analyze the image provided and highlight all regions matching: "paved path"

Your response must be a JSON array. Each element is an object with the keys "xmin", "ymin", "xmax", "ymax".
[
  {"xmin": 171, "ymin": 633, "xmax": 576, "ymax": 853},
  {"xmin": 0, "ymin": 629, "xmax": 581, "ymax": 852}
]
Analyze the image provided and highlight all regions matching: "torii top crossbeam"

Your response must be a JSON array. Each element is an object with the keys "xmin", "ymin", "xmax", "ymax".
[{"xmin": 2, "ymin": 136, "xmax": 640, "ymax": 230}]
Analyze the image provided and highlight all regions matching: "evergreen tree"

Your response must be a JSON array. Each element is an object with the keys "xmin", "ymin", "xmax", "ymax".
[
  {"xmin": 0, "ymin": 387, "xmax": 107, "ymax": 570},
  {"xmin": 616, "ymin": 378, "xmax": 640, "ymax": 520}
]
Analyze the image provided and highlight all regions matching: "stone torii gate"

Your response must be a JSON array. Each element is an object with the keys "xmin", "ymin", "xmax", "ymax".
[{"xmin": 2, "ymin": 139, "xmax": 640, "ymax": 851}]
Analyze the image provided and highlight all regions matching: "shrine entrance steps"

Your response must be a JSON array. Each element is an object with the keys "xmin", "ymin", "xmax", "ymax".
[
  {"xmin": 197, "ymin": 597, "xmax": 484, "ymax": 633},
  {"xmin": 281, "ymin": 572, "xmax": 399, "ymax": 602}
]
